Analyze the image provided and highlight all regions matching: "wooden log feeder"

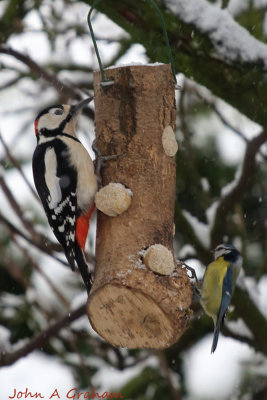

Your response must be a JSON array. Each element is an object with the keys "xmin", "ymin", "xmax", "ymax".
[{"xmin": 87, "ymin": 64, "xmax": 192, "ymax": 349}]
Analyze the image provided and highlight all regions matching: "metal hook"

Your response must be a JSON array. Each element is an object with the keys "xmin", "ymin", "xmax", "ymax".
[
  {"xmin": 87, "ymin": 0, "xmax": 177, "ymax": 86},
  {"xmin": 87, "ymin": 0, "xmax": 114, "ymax": 87},
  {"xmin": 146, "ymin": 0, "xmax": 177, "ymax": 84}
]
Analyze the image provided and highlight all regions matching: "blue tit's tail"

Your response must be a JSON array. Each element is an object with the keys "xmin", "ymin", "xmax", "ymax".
[
  {"xmin": 211, "ymin": 323, "xmax": 220, "ymax": 353},
  {"xmin": 211, "ymin": 266, "xmax": 233, "ymax": 353}
]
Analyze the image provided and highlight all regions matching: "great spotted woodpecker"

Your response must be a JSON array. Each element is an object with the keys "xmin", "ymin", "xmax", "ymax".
[{"xmin": 32, "ymin": 97, "xmax": 97, "ymax": 293}]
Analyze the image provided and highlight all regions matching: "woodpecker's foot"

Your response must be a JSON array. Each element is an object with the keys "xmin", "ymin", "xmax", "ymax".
[
  {"xmin": 182, "ymin": 262, "xmax": 199, "ymax": 284},
  {"xmin": 92, "ymin": 139, "xmax": 122, "ymax": 186}
]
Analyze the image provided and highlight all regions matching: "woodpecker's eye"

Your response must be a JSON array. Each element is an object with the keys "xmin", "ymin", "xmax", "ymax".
[{"xmin": 54, "ymin": 109, "xmax": 63, "ymax": 115}]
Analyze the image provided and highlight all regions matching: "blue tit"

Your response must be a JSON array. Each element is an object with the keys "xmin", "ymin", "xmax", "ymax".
[{"xmin": 200, "ymin": 244, "xmax": 242, "ymax": 353}]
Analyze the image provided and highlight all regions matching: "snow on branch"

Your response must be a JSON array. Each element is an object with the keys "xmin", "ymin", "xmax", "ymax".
[{"xmin": 166, "ymin": 0, "xmax": 267, "ymax": 69}]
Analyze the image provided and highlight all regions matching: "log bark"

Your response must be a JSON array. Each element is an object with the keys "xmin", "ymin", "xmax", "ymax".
[{"xmin": 87, "ymin": 64, "xmax": 192, "ymax": 349}]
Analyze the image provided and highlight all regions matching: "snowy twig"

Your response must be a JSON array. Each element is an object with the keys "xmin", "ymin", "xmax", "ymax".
[
  {"xmin": 0, "ymin": 174, "xmax": 36, "ymax": 237},
  {"xmin": 157, "ymin": 351, "xmax": 182, "ymax": 400},
  {"xmin": 0, "ymin": 213, "xmax": 67, "ymax": 266},
  {"xmin": 0, "ymin": 212, "xmax": 96, "ymax": 268},
  {"xmin": 232, "ymin": 286, "xmax": 267, "ymax": 354},
  {"xmin": 0, "ymin": 251, "xmax": 29, "ymax": 289},
  {"xmin": 0, "ymin": 304, "xmax": 86, "ymax": 367},
  {"xmin": 0, "ymin": 75, "xmax": 22, "ymax": 91},
  {"xmin": 12, "ymin": 235, "xmax": 70, "ymax": 308},
  {"xmin": 175, "ymin": 203, "xmax": 210, "ymax": 264},
  {"xmin": 0, "ymin": 46, "xmax": 94, "ymax": 119},
  {"xmin": 0, "ymin": 46, "xmax": 75, "ymax": 96},
  {"xmin": 222, "ymin": 326, "xmax": 253, "ymax": 347},
  {"xmin": 185, "ymin": 79, "xmax": 248, "ymax": 142},
  {"xmin": 0, "ymin": 132, "xmax": 39, "ymax": 200},
  {"xmin": 211, "ymin": 130, "xmax": 267, "ymax": 246},
  {"xmin": 184, "ymin": 79, "xmax": 267, "ymax": 160}
]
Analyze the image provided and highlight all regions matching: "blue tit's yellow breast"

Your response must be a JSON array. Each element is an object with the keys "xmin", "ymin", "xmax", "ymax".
[{"xmin": 200, "ymin": 257, "xmax": 229, "ymax": 322}]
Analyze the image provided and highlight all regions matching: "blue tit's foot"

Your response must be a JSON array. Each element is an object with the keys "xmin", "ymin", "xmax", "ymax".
[{"xmin": 182, "ymin": 262, "xmax": 199, "ymax": 284}]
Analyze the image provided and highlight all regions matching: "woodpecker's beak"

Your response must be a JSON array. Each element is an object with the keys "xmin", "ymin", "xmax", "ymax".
[{"xmin": 70, "ymin": 96, "xmax": 94, "ymax": 116}]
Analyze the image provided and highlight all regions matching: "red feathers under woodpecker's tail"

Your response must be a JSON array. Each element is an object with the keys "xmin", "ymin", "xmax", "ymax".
[
  {"xmin": 76, "ymin": 205, "xmax": 95, "ymax": 250},
  {"xmin": 74, "ymin": 205, "xmax": 95, "ymax": 293}
]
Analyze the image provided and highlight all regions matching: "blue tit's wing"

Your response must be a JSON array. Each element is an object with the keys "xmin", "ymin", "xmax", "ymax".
[{"xmin": 211, "ymin": 266, "xmax": 233, "ymax": 353}]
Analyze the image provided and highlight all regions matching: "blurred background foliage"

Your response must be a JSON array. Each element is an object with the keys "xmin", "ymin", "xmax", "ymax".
[{"xmin": 0, "ymin": 0, "xmax": 267, "ymax": 399}]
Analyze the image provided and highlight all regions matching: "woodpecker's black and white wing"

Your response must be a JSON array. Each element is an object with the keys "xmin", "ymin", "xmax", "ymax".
[{"xmin": 32, "ymin": 139, "xmax": 78, "ymax": 269}]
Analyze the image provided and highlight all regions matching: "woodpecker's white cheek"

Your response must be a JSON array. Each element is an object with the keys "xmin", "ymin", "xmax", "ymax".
[
  {"xmin": 44, "ymin": 147, "xmax": 62, "ymax": 209},
  {"xmin": 38, "ymin": 113, "xmax": 65, "ymax": 132}
]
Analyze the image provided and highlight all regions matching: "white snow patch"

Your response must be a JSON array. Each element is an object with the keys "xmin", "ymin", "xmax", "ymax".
[
  {"xmin": 254, "ymin": 0, "xmax": 267, "ymax": 9},
  {"xmin": 177, "ymin": 244, "xmax": 196, "ymax": 259},
  {"xmin": 245, "ymin": 275, "xmax": 267, "ymax": 318},
  {"xmin": 257, "ymin": 275, "xmax": 267, "ymax": 318},
  {"xmin": 206, "ymin": 200, "xmax": 219, "ymax": 229},
  {"xmin": 107, "ymin": 61, "xmax": 164, "ymax": 70},
  {"xmin": 167, "ymin": 0, "xmax": 267, "ymax": 68},
  {"xmin": 184, "ymin": 336, "xmax": 253, "ymax": 400},
  {"xmin": 220, "ymin": 164, "xmax": 242, "ymax": 196},
  {"xmin": 0, "ymin": 325, "xmax": 11, "ymax": 351},
  {"xmin": 182, "ymin": 210, "xmax": 210, "ymax": 248},
  {"xmin": 1, "ymin": 352, "xmax": 75, "ymax": 399},
  {"xmin": 92, "ymin": 355, "xmax": 158, "ymax": 393},
  {"xmin": 242, "ymin": 276, "xmax": 267, "ymax": 318},
  {"xmin": 226, "ymin": 318, "xmax": 253, "ymax": 339},
  {"xmin": 228, "ymin": 0, "xmax": 249, "ymax": 16},
  {"xmin": 115, "ymin": 43, "xmax": 149, "ymax": 66},
  {"xmin": 200, "ymin": 177, "xmax": 210, "ymax": 192}
]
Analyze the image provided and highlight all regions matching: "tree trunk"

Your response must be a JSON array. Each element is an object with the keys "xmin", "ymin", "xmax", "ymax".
[{"xmin": 87, "ymin": 64, "xmax": 192, "ymax": 349}]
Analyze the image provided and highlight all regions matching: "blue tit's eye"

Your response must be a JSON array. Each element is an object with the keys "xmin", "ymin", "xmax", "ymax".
[{"xmin": 54, "ymin": 109, "xmax": 63, "ymax": 115}]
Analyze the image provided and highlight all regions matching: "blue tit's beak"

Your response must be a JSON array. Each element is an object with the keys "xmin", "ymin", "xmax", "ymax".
[{"xmin": 70, "ymin": 96, "xmax": 94, "ymax": 116}]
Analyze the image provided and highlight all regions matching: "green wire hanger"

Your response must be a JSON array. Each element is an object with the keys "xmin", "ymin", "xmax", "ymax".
[{"xmin": 87, "ymin": 0, "xmax": 177, "ymax": 86}]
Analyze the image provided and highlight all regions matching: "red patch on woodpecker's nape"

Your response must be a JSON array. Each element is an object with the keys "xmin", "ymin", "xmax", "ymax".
[
  {"xmin": 34, "ymin": 118, "xmax": 39, "ymax": 135},
  {"xmin": 76, "ymin": 205, "xmax": 95, "ymax": 250}
]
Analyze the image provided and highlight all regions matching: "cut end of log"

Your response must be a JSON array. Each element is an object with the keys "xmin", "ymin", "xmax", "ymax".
[
  {"xmin": 95, "ymin": 183, "xmax": 132, "ymax": 216},
  {"xmin": 144, "ymin": 244, "xmax": 175, "ymax": 275},
  {"xmin": 162, "ymin": 125, "xmax": 178, "ymax": 157},
  {"xmin": 87, "ymin": 284, "xmax": 184, "ymax": 349}
]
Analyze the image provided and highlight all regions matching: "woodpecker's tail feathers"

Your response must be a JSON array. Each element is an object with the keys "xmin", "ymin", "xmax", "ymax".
[
  {"xmin": 63, "ymin": 242, "xmax": 92, "ymax": 292},
  {"xmin": 74, "ymin": 243, "xmax": 93, "ymax": 293},
  {"xmin": 64, "ymin": 247, "xmax": 76, "ymax": 271}
]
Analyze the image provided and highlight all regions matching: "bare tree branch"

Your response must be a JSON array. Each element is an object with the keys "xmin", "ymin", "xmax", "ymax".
[
  {"xmin": 157, "ymin": 351, "xmax": 182, "ymax": 400},
  {"xmin": 12, "ymin": 235, "xmax": 70, "ymax": 308},
  {"xmin": 0, "ymin": 131, "xmax": 39, "ymax": 200},
  {"xmin": 0, "ymin": 174, "xmax": 36, "ymax": 236},
  {"xmin": 0, "ymin": 212, "xmax": 68, "ymax": 266},
  {"xmin": 0, "ymin": 46, "xmax": 77, "ymax": 98},
  {"xmin": 185, "ymin": 78, "xmax": 267, "ymax": 160},
  {"xmin": 211, "ymin": 130, "xmax": 267, "ymax": 246},
  {"xmin": 0, "ymin": 46, "xmax": 94, "ymax": 119},
  {"xmin": 0, "ymin": 304, "xmax": 86, "ymax": 367}
]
